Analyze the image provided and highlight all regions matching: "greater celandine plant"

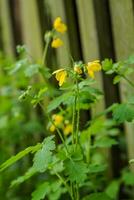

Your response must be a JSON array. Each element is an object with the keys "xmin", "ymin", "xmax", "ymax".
[{"xmin": 1, "ymin": 17, "xmax": 134, "ymax": 200}]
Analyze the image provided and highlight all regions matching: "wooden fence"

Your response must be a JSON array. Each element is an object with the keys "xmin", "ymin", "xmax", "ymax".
[{"xmin": 0, "ymin": 0, "xmax": 134, "ymax": 174}]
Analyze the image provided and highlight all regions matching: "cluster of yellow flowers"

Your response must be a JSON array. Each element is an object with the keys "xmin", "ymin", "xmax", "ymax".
[
  {"xmin": 49, "ymin": 114, "xmax": 72, "ymax": 136},
  {"xmin": 52, "ymin": 60, "xmax": 101, "ymax": 86},
  {"xmin": 51, "ymin": 17, "xmax": 67, "ymax": 48}
]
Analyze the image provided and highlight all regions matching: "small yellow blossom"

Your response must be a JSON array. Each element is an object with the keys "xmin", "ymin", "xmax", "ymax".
[
  {"xmin": 51, "ymin": 38, "xmax": 63, "ymax": 48},
  {"xmin": 53, "ymin": 69, "xmax": 67, "ymax": 86},
  {"xmin": 74, "ymin": 66, "xmax": 82, "ymax": 74},
  {"xmin": 86, "ymin": 60, "xmax": 101, "ymax": 79},
  {"xmin": 50, "ymin": 124, "xmax": 56, "ymax": 132},
  {"xmin": 64, "ymin": 124, "xmax": 72, "ymax": 136},
  {"xmin": 53, "ymin": 17, "xmax": 67, "ymax": 33},
  {"xmin": 52, "ymin": 114, "xmax": 63, "ymax": 125}
]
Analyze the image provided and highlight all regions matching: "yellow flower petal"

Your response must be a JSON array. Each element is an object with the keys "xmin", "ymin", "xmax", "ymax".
[
  {"xmin": 52, "ymin": 114, "xmax": 63, "ymax": 125},
  {"xmin": 51, "ymin": 38, "xmax": 63, "ymax": 48},
  {"xmin": 53, "ymin": 17, "xmax": 67, "ymax": 33},
  {"xmin": 86, "ymin": 60, "xmax": 101, "ymax": 78},
  {"xmin": 88, "ymin": 70, "xmax": 95, "ymax": 79},
  {"xmin": 50, "ymin": 124, "xmax": 55, "ymax": 132},
  {"xmin": 52, "ymin": 69, "xmax": 67, "ymax": 86},
  {"xmin": 59, "ymin": 71, "xmax": 67, "ymax": 86},
  {"xmin": 64, "ymin": 124, "xmax": 72, "ymax": 136},
  {"xmin": 52, "ymin": 68, "xmax": 64, "ymax": 74},
  {"xmin": 87, "ymin": 60, "xmax": 101, "ymax": 71}
]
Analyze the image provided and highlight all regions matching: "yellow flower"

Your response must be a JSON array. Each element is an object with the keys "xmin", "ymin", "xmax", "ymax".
[
  {"xmin": 51, "ymin": 38, "xmax": 63, "ymax": 48},
  {"xmin": 52, "ymin": 114, "xmax": 63, "ymax": 125},
  {"xmin": 64, "ymin": 124, "xmax": 72, "ymax": 136},
  {"xmin": 53, "ymin": 17, "xmax": 67, "ymax": 33},
  {"xmin": 86, "ymin": 60, "xmax": 101, "ymax": 78},
  {"xmin": 49, "ymin": 124, "xmax": 56, "ymax": 132},
  {"xmin": 53, "ymin": 69, "xmax": 67, "ymax": 86},
  {"xmin": 74, "ymin": 66, "xmax": 82, "ymax": 74}
]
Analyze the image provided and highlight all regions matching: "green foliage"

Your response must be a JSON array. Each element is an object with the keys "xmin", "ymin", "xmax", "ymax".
[
  {"xmin": 64, "ymin": 159, "xmax": 88, "ymax": 183},
  {"xmin": 105, "ymin": 180, "xmax": 120, "ymax": 199},
  {"xmin": 32, "ymin": 182, "xmax": 50, "ymax": 200},
  {"xmin": 94, "ymin": 137, "xmax": 118, "ymax": 148},
  {"xmin": 112, "ymin": 103, "xmax": 134, "ymax": 123},
  {"xmin": 102, "ymin": 56, "xmax": 134, "ymax": 85},
  {"xmin": 122, "ymin": 170, "xmax": 134, "ymax": 186},
  {"xmin": 0, "ymin": 143, "xmax": 42, "ymax": 172},
  {"xmin": 33, "ymin": 136, "xmax": 55, "ymax": 172},
  {"xmin": 10, "ymin": 167, "xmax": 37, "ymax": 187},
  {"xmin": 83, "ymin": 192, "xmax": 112, "ymax": 200}
]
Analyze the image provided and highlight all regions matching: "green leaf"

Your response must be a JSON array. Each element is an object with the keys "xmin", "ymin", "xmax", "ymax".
[
  {"xmin": 79, "ymin": 79, "xmax": 95, "ymax": 89},
  {"xmin": 83, "ymin": 192, "xmax": 112, "ymax": 200},
  {"xmin": 102, "ymin": 59, "xmax": 113, "ymax": 72},
  {"xmin": 129, "ymin": 159, "xmax": 134, "ymax": 164},
  {"xmin": 48, "ymin": 180, "xmax": 66, "ymax": 200},
  {"xmin": 113, "ymin": 75, "xmax": 122, "ymax": 84},
  {"xmin": 87, "ymin": 118, "xmax": 105, "ymax": 136},
  {"xmin": 106, "ymin": 180, "xmax": 120, "ymax": 199},
  {"xmin": 47, "ymin": 92, "xmax": 74, "ymax": 112},
  {"xmin": 32, "ymin": 182, "xmax": 50, "ymax": 200},
  {"xmin": 0, "ymin": 143, "xmax": 42, "ymax": 172},
  {"xmin": 122, "ymin": 171, "xmax": 134, "ymax": 186},
  {"xmin": 37, "ymin": 87, "xmax": 48, "ymax": 99},
  {"xmin": 24, "ymin": 64, "xmax": 40, "ymax": 77},
  {"xmin": 94, "ymin": 137, "xmax": 118, "ymax": 148},
  {"xmin": 10, "ymin": 167, "xmax": 37, "ymax": 187},
  {"xmin": 9, "ymin": 58, "xmax": 28, "ymax": 74},
  {"xmin": 64, "ymin": 159, "xmax": 88, "ymax": 183},
  {"xmin": 88, "ymin": 163, "xmax": 107, "ymax": 173},
  {"xmin": 33, "ymin": 136, "xmax": 55, "ymax": 172},
  {"xmin": 112, "ymin": 103, "xmax": 134, "ymax": 123}
]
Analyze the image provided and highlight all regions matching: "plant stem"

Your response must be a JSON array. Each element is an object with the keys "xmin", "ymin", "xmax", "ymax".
[
  {"xmin": 72, "ymin": 95, "xmax": 77, "ymax": 148},
  {"xmin": 38, "ymin": 102, "xmax": 69, "ymax": 155},
  {"xmin": 76, "ymin": 79, "xmax": 80, "ymax": 147},
  {"xmin": 55, "ymin": 172, "xmax": 73, "ymax": 199},
  {"xmin": 122, "ymin": 75, "xmax": 134, "ymax": 88},
  {"xmin": 76, "ymin": 183, "xmax": 80, "ymax": 200},
  {"xmin": 42, "ymin": 40, "xmax": 50, "ymax": 66}
]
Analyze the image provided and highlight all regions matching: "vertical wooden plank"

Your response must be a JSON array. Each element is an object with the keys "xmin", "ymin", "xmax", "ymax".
[
  {"xmin": 45, "ymin": 0, "xmax": 70, "ymax": 66},
  {"xmin": 109, "ymin": 0, "xmax": 134, "ymax": 169},
  {"xmin": 19, "ymin": 0, "xmax": 43, "ymax": 59},
  {"xmin": 76, "ymin": 0, "xmax": 116, "ymax": 178},
  {"xmin": 0, "ymin": 0, "xmax": 14, "ymax": 57},
  {"xmin": 76, "ymin": 0, "xmax": 105, "ymax": 114}
]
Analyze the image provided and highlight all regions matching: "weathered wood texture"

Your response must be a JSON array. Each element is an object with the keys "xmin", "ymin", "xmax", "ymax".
[
  {"xmin": 109, "ymin": 0, "xmax": 134, "ymax": 170},
  {"xmin": 0, "ymin": 0, "xmax": 14, "ymax": 57}
]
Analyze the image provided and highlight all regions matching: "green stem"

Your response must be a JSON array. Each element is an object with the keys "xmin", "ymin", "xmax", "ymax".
[
  {"xmin": 76, "ymin": 79, "xmax": 80, "ymax": 147},
  {"xmin": 86, "ymin": 134, "xmax": 91, "ymax": 164},
  {"xmin": 76, "ymin": 183, "xmax": 80, "ymax": 200},
  {"xmin": 72, "ymin": 95, "xmax": 77, "ymax": 148},
  {"xmin": 42, "ymin": 40, "xmax": 50, "ymax": 66},
  {"xmin": 122, "ymin": 75, "xmax": 134, "ymax": 88},
  {"xmin": 55, "ymin": 172, "xmax": 73, "ymax": 199},
  {"xmin": 38, "ymin": 103, "xmax": 69, "ymax": 155}
]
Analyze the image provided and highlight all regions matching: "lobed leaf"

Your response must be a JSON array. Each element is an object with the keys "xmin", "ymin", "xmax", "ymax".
[
  {"xmin": 33, "ymin": 136, "xmax": 55, "ymax": 172},
  {"xmin": 32, "ymin": 182, "xmax": 50, "ymax": 200}
]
